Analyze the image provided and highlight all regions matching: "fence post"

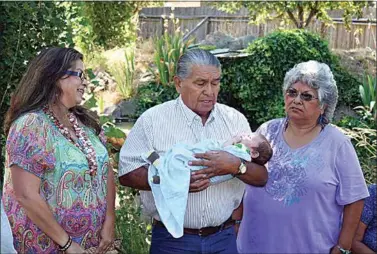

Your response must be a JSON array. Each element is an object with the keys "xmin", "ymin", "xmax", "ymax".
[
  {"xmin": 183, "ymin": 16, "xmax": 209, "ymax": 41},
  {"xmin": 160, "ymin": 17, "xmax": 164, "ymax": 36}
]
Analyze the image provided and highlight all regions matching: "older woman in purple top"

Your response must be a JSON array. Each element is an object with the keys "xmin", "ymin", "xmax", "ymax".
[{"xmin": 237, "ymin": 61, "xmax": 369, "ymax": 253}]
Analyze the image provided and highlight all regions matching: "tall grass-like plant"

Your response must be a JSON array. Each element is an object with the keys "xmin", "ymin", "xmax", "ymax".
[
  {"xmin": 358, "ymin": 74, "xmax": 376, "ymax": 119},
  {"xmin": 152, "ymin": 13, "xmax": 194, "ymax": 86},
  {"xmin": 112, "ymin": 48, "xmax": 136, "ymax": 99},
  {"xmin": 339, "ymin": 121, "xmax": 376, "ymax": 184}
]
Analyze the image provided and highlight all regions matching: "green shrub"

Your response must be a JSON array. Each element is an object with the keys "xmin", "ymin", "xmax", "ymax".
[
  {"xmin": 218, "ymin": 29, "xmax": 362, "ymax": 130},
  {"xmin": 135, "ymin": 30, "xmax": 362, "ymax": 131},
  {"xmin": 135, "ymin": 81, "xmax": 178, "ymax": 117},
  {"xmin": 336, "ymin": 114, "xmax": 376, "ymax": 184},
  {"xmin": 0, "ymin": 2, "xmax": 73, "ymax": 187},
  {"xmin": 116, "ymin": 187, "xmax": 151, "ymax": 254}
]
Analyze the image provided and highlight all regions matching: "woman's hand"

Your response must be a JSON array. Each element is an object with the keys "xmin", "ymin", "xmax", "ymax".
[
  {"xmin": 189, "ymin": 151, "xmax": 240, "ymax": 177},
  {"xmin": 66, "ymin": 241, "xmax": 86, "ymax": 254},
  {"xmin": 96, "ymin": 217, "xmax": 115, "ymax": 253}
]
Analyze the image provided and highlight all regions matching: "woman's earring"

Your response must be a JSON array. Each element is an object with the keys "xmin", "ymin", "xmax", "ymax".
[
  {"xmin": 318, "ymin": 114, "xmax": 326, "ymax": 130},
  {"xmin": 284, "ymin": 115, "xmax": 290, "ymax": 131}
]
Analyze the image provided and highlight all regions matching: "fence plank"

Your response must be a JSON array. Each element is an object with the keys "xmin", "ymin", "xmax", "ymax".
[{"xmin": 139, "ymin": 7, "xmax": 376, "ymax": 49}]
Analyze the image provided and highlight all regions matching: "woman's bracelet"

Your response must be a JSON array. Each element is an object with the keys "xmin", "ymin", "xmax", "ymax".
[
  {"xmin": 58, "ymin": 236, "xmax": 72, "ymax": 252},
  {"xmin": 235, "ymin": 220, "xmax": 242, "ymax": 225},
  {"xmin": 336, "ymin": 245, "xmax": 351, "ymax": 254}
]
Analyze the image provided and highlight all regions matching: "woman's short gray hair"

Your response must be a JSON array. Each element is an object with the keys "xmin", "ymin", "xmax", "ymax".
[
  {"xmin": 282, "ymin": 60, "xmax": 338, "ymax": 123},
  {"xmin": 176, "ymin": 48, "xmax": 221, "ymax": 79}
]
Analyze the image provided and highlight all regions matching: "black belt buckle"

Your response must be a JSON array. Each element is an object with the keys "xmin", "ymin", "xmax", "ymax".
[{"xmin": 198, "ymin": 228, "xmax": 204, "ymax": 236}]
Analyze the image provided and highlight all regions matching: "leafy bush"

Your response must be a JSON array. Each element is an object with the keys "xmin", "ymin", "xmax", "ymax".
[
  {"xmin": 0, "ymin": 2, "xmax": 73, "ymax": 187},
  {"xmin": 64, "ymin": 2, "xmax": 162, "ymax": 54},
  {"xmin": 336, "ymin": 113, "xmax": 376, "ymax": 184},
  {"xmin": 135, "ymin": 81, "xmax": 178, "ymax": 117},
  {"xmin": 218, "ymin": 29, "xmax": 362, "ymax": 130},
  {"xmin": 116, "ymin": 187, "xmax": 151, "ymax": 254}
]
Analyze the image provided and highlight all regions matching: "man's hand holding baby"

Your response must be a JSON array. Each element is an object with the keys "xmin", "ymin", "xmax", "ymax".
[{"xmin": 189, "ymin": 151, "xmax": 241, "ymax": 178}]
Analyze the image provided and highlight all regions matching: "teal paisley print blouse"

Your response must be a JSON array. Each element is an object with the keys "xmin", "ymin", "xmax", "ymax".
[{"xmin": 2, "ymin": 110, "xmax": 110, "ymax": 253}]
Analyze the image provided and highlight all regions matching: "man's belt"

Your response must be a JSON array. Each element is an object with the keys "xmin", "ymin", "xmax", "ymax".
[{"xmin": 152, "ymin": 217, "xmax": 235, "ymax": 237}]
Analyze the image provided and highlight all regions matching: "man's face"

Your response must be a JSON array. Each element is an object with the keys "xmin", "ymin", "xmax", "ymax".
[{"xmin": 174, "ymin": 65, "xmax": 221, "ymax": 120}]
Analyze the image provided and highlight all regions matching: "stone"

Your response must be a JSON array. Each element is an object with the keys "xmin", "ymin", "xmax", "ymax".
[
  {"xmin": 103, "ymin": 98, "xmax": 137, "ymax": 122},
  {"xmin": 333, "ymin": 104, "xmax": 358, "ymax": 122},
  {"xmin": 228, "ymin": 38, "xmax": 243, "ymax": 51},
  {"xmin": 201, "ymin": 31, "xmax": 234, "ymax": 49},
  {"xmin": 238, "ymin": 35, "xmax": 257, "ymax": 48}
]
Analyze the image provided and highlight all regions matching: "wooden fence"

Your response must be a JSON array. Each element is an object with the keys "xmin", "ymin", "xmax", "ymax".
[{"xmin": 138, "ymin": 7, "xmax": 376, "ymax": 50}]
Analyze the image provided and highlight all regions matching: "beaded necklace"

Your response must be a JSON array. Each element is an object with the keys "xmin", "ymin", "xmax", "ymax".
[{"xmin": 43, "ymin": 105, "xmax": 98, "ymax": 177}]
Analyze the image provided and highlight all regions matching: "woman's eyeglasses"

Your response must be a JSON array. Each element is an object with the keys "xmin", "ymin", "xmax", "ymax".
[
  {"xmin": 64, "ymin": 70, "xmax": 86, "ymax": 82},
  {"xmin": 286, "ymin": 88, "xmax": 318, "ymax": 102}
]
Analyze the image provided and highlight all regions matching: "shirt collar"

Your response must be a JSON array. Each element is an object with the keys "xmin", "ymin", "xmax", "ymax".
[{"xmin": 177, "ymin": 95, "xmax": 217, "ymax": 126}]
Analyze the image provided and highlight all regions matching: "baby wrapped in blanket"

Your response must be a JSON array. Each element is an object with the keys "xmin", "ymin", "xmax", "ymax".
[{"xmin": 144, "ymin": 133, "xmax": 272, "ymax": 238}]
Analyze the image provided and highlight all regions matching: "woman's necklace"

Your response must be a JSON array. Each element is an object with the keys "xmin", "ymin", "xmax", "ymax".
[{"xmin": 43, "ymin": 105, "xmax": 98, "ymax": 177}]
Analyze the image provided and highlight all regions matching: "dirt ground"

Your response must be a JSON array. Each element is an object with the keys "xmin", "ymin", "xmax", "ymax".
[{"xmin": 333, "ymin": 47, "xmax": 376, "ymax": 78}]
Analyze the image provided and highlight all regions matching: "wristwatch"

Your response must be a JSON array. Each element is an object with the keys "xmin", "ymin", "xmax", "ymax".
[{"xmin": 235, "ymin": 159, "xmax": 247, "ymax": 175}]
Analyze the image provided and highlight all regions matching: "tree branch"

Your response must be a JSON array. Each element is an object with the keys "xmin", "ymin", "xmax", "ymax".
[
  {"xmin": 285, "ymin": 2, "xmax": 299, "ymax": 28},
  {"xmin": 305, "ymin": 1, "xmax": 319, "ymax": 27},
  {"xmin": 286, "ymin": 9, "xmax": 299, "ymax": 28},
  {"xmin": 298, "ymin": 3, "xmax": 304, "ymax": 28}
]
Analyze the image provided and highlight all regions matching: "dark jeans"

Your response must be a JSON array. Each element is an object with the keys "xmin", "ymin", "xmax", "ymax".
[{"xmin": 150, "ymin": 224, "xmax": 238, "ymax": 254}]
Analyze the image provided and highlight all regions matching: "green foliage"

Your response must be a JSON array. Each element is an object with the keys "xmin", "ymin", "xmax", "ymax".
[
  {"xmin": 209, "ymin": 1, "xmax": 370, "ymax": 30},
  {"xmin": 332, "ymin": 65, "xmax": 363, "ymax": 108},
  {"xmin": 135, "ymin": 30, "xmax": 362, "ymax": 130},
  {"xmin": 151, "ymin": 15, "xmax": 195, "ymax": 86},
  {"xmin": 0, "ymin": 1, "xmax": 73, "ymax": 187},
  {"xmin": 135, "ymin": 81, "xmax": 178, "ymax": 117},
  {"xmin": 217, "ymin": 29, "xmax": 361, "ymax": 129},
  {"xmin": 111, "ymin": 48, "xmax": 136, "ymax": 100},
  {"xmin": 198, "ymin": 45, "xmax": 217, "ymax": 51},
  {"xmin": 63, "ymin": 1, "xmax": 162, "ymax": 54},
  {"xmin": 116, "ymin": 187, "xmax": 151, "ymax": 254},
  {"xmin": 336, "ymin": 113, "xmax": 376, "ymax": 184},
  {"xmin": 359, "ymin": 74, "xmax": 376, "ymax": 119}
]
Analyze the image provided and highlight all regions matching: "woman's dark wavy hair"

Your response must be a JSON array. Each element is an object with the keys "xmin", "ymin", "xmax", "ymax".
[{"xmin": 4, "ymin": 47, "xmax": 101, "ymax": 136}]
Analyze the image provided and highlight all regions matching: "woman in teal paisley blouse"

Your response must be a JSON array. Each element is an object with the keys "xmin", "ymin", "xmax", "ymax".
[{"xmin": 2, "ymin": 47, "xmax": 115, "ymax": 253}]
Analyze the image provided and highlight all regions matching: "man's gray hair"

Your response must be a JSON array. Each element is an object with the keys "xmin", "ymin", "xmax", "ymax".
[
  {"xmin": 282, "ymin": 60, "xmax": 338, "ymax": 123},
  {"xmin": 176, "ymin": 48, "xmax": 221, "ymax": 79}
]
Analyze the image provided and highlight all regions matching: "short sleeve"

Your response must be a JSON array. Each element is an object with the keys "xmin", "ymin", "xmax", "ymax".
[
  {"xmin": 118, "ymin": 113, "xmax": 154, "ymax": 176},
  {"xmin": 335, "ymin": 139, "xmax": 369, "ymax": 205},
  {"xmin": 256, "ymin": 122, "xmax": 268, "ymax": 136},
  {"xmin": 237, "ymin": 113, "xmax": 252, "ymax": 135},
  {"xmin": 256, "ymin": 119, "xmax": 282, "ymax": 141},
  {"xmin": 6, "ymin": 113, "xmax": 55, "ymax": 178},
  {"xmin": 361, "ymin": 184, "xmax": 376, "ymax": 225}
]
